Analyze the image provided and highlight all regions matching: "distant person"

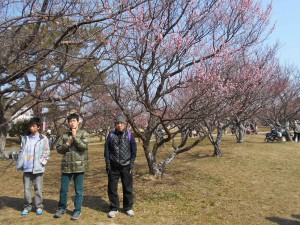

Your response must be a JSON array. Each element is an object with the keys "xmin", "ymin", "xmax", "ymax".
[
  {"xmin": 16, "ymin": 117, "xmax": 50, "ymax": 216},
  {"xmin": 46, "ymin": 129, "xmax": 52, "ymax": 147},
  {"xmin": 294, "ymin": 120, "xmax": 300, "ymax": 142},
  {"xmin": 54, "ymin": 113, "xmax": 89, "ymax": 220},
  {"xmin": 254, "ymin": 123, "xmax": 259, "ymax": 134},
  {"xmin": 104, "ymin": 114, "xmax": 137, "ymax": 218},
  {"xmin": 46, "ymin": 129, "xmax": 51, "ymax": 135}
]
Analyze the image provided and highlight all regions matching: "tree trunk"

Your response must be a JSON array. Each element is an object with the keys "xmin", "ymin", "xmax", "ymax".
[
  {"xmin": 143, "ymin": 139, "xmax": 166, "ymax": 177},
  {"xmin": 159, "ymin": 146, "xmax": 182, "ymax": 176},
  {"xmin": 283, "ymin": 120, "xmax": 292, "ymax": 142},
  {"xmin": 0, "ymin": 97, "xmax": 25, "ymax": 158},
  {"xmin": 51, "ymin": 135, "xmax": 60, "ymax": 150},
  {"xmin": 285, "ymin": 133, "xmax": 292, "ymax": 142},
  {"xmin": 237, "ymin": 122, "xmax": 244, "ymax": 143},
  {"xmin": 142, "ymin": 141, "xmax": 155, "ymax": 174},
  {"xmin": 212, "ymin": 126, "xmax": 223, "ymax": 156},
  {"xmin": 0, "ymin": 117, "xmax": 8, "ymax": 159},
  {"xmin": 213, "ymin": 145, "xmax": 222, "ymax": 156}
]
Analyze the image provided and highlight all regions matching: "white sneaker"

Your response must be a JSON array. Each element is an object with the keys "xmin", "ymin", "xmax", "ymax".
[
  {"xmin": 126, "ymin": 209, "xmax": 135, "ymax": 217},
  {"xmin": 108, "ymin": 210, "xmax": 118, "ymax": 218}
]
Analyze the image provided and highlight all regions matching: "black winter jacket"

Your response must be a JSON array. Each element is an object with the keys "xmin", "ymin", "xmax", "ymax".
[{"xmin": 104, "ymin": 130, "xmax": 137, "ymax": 168}]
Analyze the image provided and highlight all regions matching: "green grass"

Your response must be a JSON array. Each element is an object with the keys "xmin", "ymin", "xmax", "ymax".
[{"xmin": 0, "ymin": 133, "xmax": 299, "ymax": 225}]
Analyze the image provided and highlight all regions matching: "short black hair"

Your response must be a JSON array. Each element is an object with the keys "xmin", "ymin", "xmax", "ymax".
[
  {"xmin": 67, "ymin": 113, "xmax": 79, "ymax": 122},
  {"xmin": 28, "ymin": 117, "xmax": 41, "ymax": 127}
]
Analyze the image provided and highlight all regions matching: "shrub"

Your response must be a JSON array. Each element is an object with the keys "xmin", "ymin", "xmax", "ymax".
[{"xmin": 8, "ymin": 120, "xmax": 29, "ymax": 137}]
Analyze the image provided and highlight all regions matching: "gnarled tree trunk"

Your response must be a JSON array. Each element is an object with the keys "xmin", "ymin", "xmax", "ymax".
[{"xmin": 0, "ymin": 111, "xmax": 9, "ymax": 158}]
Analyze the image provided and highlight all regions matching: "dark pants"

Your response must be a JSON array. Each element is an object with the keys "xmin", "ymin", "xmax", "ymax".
[
  {"xmin": 292, "ymin": 132, "xmax": 300, "ymax": 142},
  {"xmin": 58, "ymin": 172, "xmax": 85, "ymax": 213},
  {"xmin": 108, "ymin": 165, "xmax": 133, "ymax": 211}
]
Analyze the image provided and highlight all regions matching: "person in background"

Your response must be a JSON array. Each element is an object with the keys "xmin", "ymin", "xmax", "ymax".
[
  {"xmin": 16, "ymin": 117, "xmax": 50, "ymax": 216},
  {"xmin": 104, "ymin": 114, "xmax": 137, "ymax": 218},
  {"xmin": 54, "ymin": 113, "xmax": 89, "ymax": 220},
  {"xmin": 294, "ymin": 120, "xmax": 300, "ymax": 142}
]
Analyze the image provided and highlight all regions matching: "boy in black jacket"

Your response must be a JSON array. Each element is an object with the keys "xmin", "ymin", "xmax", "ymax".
[{"xmin": 104, "ymin": 115, "xmax": 137, "ymax": 218}]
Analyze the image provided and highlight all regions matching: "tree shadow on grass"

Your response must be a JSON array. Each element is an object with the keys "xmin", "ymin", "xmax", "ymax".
[
  {"xmin": 0, "ymin": 196, "xmax": 58, "ymax": 214},
  {"xmin": 71, "ymin": 195, "xmax": 109, "ymax": 213},
  {"xmin": 292, "ymin": 215, "xmax": 300, "ymax": 220},
  {"xmin": 186, "ymin": 153, "xmax": 211, "ymax": 161},
  {"xmin": 266, "ymin": 216, "xmax": 300, "ymax": 225}
]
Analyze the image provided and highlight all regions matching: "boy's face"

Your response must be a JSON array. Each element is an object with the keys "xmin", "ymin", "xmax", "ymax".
[
  {"xmin": 68, "ymin": 118, "xmax": 79, "ymax": 130},
  {"xmin": 115, "ymin": 122, "xmax": 126, "ymax": 132},
  {"xmin": 29, "ymin": 124, "xmax": 40, "ymax": 135}
]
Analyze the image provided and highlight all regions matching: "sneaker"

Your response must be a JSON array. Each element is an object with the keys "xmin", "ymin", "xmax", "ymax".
[
  {"xmin": 107, "ymin": 210, "xmax": 118, "ymax": 218},
  {"xmin": 54, "ymin": 208, "xmax": 66, "ymax": 218},
  {"xmin": 71, "ymin": 211, "xmax": 82, "ymax": 220},
  {"xmin": 21, "ymin": 209, "xmax": 29, "ymax": 216},
  {"xmin": 126, "ymin": 209, "xmax": 135, "ymax": 217},
  {"xmin": 36, "ymin": 208, "xmax": 43, "ymax": 215}
]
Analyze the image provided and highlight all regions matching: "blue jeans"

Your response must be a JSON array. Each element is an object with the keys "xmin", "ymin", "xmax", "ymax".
[{"xmin": 58, "ymin": 172, "xmax": 85, "ymax": 213}]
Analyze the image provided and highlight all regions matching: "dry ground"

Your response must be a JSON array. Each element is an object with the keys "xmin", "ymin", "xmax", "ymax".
[{"xmin": 0, "ymin": 133, "xmax": 299, "ymax": 225}]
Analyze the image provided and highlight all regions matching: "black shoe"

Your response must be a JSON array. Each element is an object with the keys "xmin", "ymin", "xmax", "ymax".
[
  {"xmin": 54, "ymin": 209, "xmax": 66, "ymax": 218},
  {"xmin": 71, "ymin": 211, "xmax": 81, "ymax": 220}
]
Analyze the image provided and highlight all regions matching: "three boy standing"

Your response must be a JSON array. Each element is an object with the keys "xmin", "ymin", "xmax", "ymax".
[{"xmin": 17, "ymin": 113, "xmax": 136, "ymax": 220}]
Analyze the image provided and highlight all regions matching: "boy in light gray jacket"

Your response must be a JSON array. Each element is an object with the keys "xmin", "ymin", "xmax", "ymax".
[{"xmin": 16, "ymin": 117, "xmax": 50, "ymax": 216}]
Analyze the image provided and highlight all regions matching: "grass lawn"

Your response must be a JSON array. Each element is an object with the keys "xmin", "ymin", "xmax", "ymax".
[{"xmin": 0, "ymin": 133, "xmax": 299, "ymax": 225}]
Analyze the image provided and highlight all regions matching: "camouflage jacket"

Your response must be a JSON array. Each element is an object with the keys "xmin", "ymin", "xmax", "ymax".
[{"xmin": 56, "ymin": 129, "xmax": 89, "ymax": 173}]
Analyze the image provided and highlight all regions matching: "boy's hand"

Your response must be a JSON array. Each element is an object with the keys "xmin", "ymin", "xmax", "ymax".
[
  {"xmin": 71, "ymin": 128, "xmax": 77, "ymax": 137},
  {"xmin": 65, "ymin": 136, "xmax": 73, "ymax": 146}
]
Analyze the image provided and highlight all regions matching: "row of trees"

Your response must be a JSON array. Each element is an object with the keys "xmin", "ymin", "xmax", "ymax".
[{"xmin": 1, "ymin": 0, "xmax": 300, "ymax": 177}]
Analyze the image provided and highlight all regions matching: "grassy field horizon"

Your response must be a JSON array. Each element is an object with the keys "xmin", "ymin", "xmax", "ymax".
[{"xmin": 0, "ymin": 133, "xmax": 299, "ymax": 225}]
